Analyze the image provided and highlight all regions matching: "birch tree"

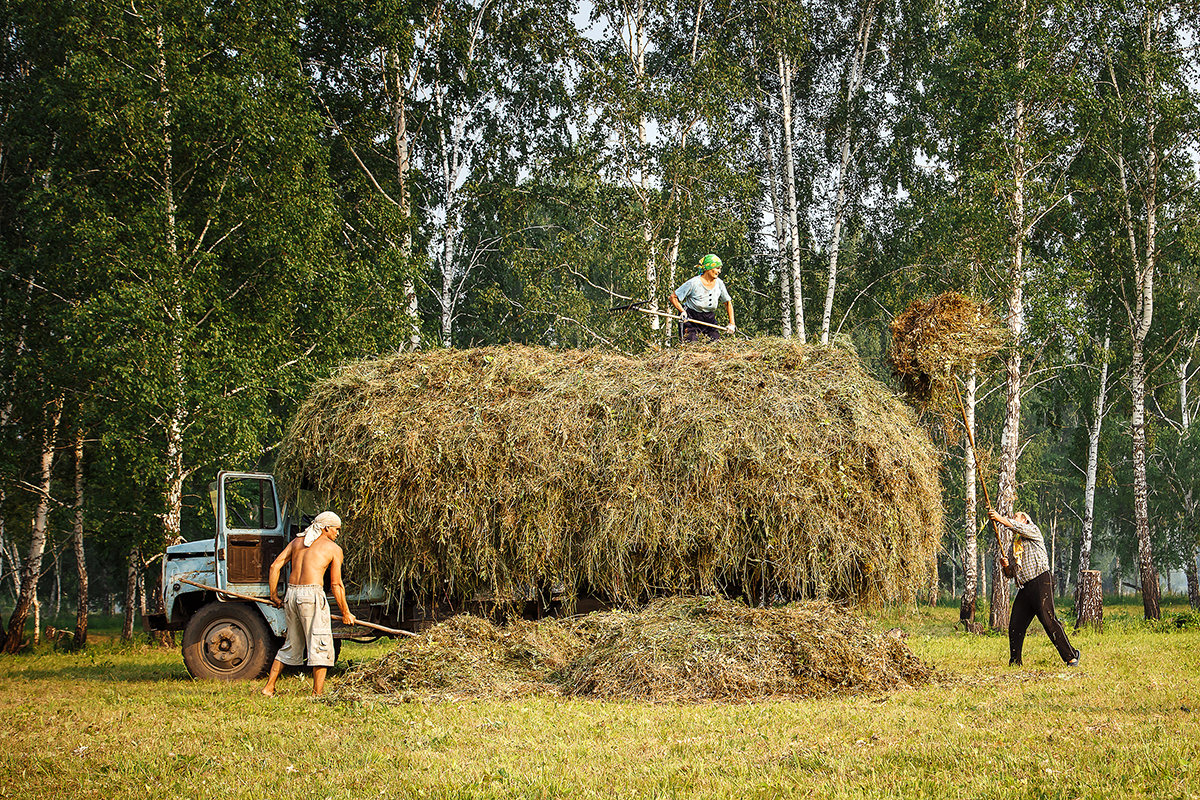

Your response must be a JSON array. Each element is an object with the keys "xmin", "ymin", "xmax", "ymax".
[
  {"xmin": 1092, "ymin": 0, "xmax": 1200, "ymax": 618},
  {"xmin": 2, "ymin": 396, "xmax": 62, "ymax": 652}
]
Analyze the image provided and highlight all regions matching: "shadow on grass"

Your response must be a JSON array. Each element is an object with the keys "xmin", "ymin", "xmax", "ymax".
[{"xmin": 3, "ymin": 649, "xmax": 191, "ymax": 683}]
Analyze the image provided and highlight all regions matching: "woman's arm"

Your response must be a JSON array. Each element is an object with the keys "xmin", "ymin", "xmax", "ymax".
[{"xmin": 724, "ymin": 300, "xmax": 735, "ymax": 330}]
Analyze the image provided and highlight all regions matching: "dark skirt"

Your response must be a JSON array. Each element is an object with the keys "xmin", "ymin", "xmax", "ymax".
[{"xmin": 682, "ymin": 309, "xmax": 720, "ymax": 342}]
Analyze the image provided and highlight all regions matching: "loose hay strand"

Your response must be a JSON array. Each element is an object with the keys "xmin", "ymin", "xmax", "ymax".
[{"xmin": 278, "ymin": 338, "xmax": 943, "ymax": 610}]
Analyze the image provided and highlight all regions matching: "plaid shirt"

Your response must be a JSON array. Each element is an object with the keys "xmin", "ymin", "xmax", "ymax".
[{"xmin": 1009, "ymin": 520, "xmax": 1051, "ymax": 586}]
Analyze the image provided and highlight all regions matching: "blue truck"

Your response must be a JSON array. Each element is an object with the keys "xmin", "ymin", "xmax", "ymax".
[{"xmin": 149, "ymin": 470, "xmax": 414, "ymax": 680}]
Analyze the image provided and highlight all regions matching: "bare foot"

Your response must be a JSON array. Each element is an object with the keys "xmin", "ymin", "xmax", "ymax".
[{"xmin": 261, "ymin": 687, "xmax": 276, "ymax": 697}]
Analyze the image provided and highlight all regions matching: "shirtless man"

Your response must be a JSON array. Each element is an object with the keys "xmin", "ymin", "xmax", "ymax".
[{"xmin": 261, "ymin": 511, "xmax": 357, "ymax": 696}]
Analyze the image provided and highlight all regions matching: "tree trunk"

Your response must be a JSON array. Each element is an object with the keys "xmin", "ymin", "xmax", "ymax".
[
  {"xmin": 778, "ymin": 52, "xmax": 805, "ymax": 341},
  {"xmin": 121, "ymin": 547, "xmax": 140, "ymax": 641},
  {"xmin": 1187, "ymin": 548, "xmax": 1199, "ymax": 611},
  {"xmin": 52, "ymin": 540, "xmax": 61, "ymax": 616},
  {"xmin": 0, "ymin": 526, "xmax": 17, "ymax": 602},
  {"xmin": 990, "ymin": 0, "xmax": 1035, "ymax": 634},
  {"xmin": 959, "ymin": 370, "xmax": 980, "ymax": 629},
  {"xmin": 819, "ymin": 0, "xmax": 876, "ymax": 345},
  {"xmin": 1130, "ymin": 340, "xmax": 1160, "ymax": 618},
  {"xmin": 385, "ymin": 46, "xmax": 421, "ymax": 352},
  {"xmin": 433, "ymin": 66, "xmax": 466, "ymax": 348},
  {"xmin": 666, "ymin": 226, "xmax": 681, "ymax": 345},
  {"xmin": 1075, "ymin": 569, "xmax": 1103, "ymax": 631},
  {"xmin": 1107, "ymin": 12, "xmax": 1161, "ymax": 621},
  {"xmin": 137, "ymin": 568, "xmax": 148, "ymax": 631},
  {"xmin": 762, "ymin": 125, "xmax": 792, "ymax": 338},
  {"xmin": 2, "ymin": 396, "xmax": 64, "ymax": 653},
  {"xmin": 72, "ymin": 427, "xmax": 88, "ymax": 649},
  {"xmin": 1079, "ymin": 325, "xmax": 1110, "ymax": 585},
  {"xmin": 990, "ymin": 287, "xmax": 1022, "ymax": 631},
  {"xmin": 155, "ymin": 20, "xmax": 186, "ymax": 554}
]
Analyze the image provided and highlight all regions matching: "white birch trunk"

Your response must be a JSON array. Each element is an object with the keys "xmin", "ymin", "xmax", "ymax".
[
  {"xmin": 154, "ymin": 22, "xmax": 186, "ymax": 547},
  {"xmin": 2, "ymin": 397, "xmax": 63, "ymax": 652},
  {"xmin": 1079, "ymin": 325, "xmax": 1110, "ymax": 576},
  {"xmin": 121, "ymin": 548, "xmax": 139, "ymax": 641},
  {"xmin": 1108, "ymin": 13, "xmax": 1160, "ymax": 618},
  {"xmin": 52, "ymin": 544, "xmax": 61, "ymax": 616},
  {"xmin": 666, "ymin": 227, "xmax": 681, "ymax": 344},
  {"xmin": 0, "ymin": 522, "xmax": 19, "ymax": 600},
  {"xmin": 762, "ymin": 125, "xmax": 792, "ymax": 337},
  {"xmin": 632, "ymin": 0, "xmax": 659, "ymax": 335},
  {"xmin": 959, "ymin": 370, "xmax": 979, "ymax": 626},
  {"xmin": 387, "ymin": 47, "xmax": 421, "ymax": 351},
  {"xmin": 989, "ymin": 10, "xmax": 1030, "ymax": 631},
  {"xmin": 73, "ymin": 426, "xmax": 88, "ymax": 648},
  {"xmin": 778, "ymin": 53, "xmax": 805, "ymax": 341},
  {"xmin": 820, "ymin": 0, "xmax": 877, "ymax": 345}
]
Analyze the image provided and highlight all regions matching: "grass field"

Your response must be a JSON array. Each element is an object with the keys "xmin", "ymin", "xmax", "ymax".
[{"xmin": 1, "ymin": 597, "xmax": 1198, "ymax": 800}]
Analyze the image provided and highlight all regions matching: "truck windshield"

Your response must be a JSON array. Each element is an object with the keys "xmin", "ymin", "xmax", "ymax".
[{"xmin": 224, "ymin": 477, "xmax": 278, "ymax": 530}]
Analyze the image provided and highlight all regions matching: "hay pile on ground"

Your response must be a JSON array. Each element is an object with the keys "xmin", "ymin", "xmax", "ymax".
[
  {"xmin": 278, "ymin": 338, "xmax": 942, "ymax": 609},
  {"xmin": 889, "ymin": 292, "xmax": 1009, "ymax": 409},
  {"xmin": 329, "ymin": 597, "xmax": 934, "ymax": 703},
  {"xmin": 331, "ymin": 615, "xmax": 581, "ymax": 700}
]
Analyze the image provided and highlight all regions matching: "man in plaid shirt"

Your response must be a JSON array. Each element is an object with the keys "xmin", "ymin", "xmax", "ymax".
[{"xmin": 989, "ymin": 508, "xmax": 1081, "ymax": 668}]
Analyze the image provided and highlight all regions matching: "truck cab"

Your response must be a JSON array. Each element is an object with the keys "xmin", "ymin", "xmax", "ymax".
[
  {"xmin": 153, "ymin": 470, "xmax": 565, "ymax": 680},
  {"xmin": 153, "ymin": 471, "xmax": 381, "ymax": 680}
]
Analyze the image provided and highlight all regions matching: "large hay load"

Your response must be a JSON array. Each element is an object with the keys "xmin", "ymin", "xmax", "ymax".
[{"xmin": 277, "ymin": 339, "xmax": 941, "ymax": 609}]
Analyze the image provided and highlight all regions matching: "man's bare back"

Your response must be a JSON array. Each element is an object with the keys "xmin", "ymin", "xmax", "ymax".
[{"xmin": 284, "ymin": 535, "xmax": 344, "ymax": 587}]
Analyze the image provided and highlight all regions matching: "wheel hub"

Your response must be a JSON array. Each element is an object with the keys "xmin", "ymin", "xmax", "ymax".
[{"xmin": 203, "ymin": 621, "xmax": 250, "ymax": 670}]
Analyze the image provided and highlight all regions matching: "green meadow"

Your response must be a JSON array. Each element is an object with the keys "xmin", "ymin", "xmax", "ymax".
[{"xmin": 1, "ymin": 598, "xmax": 1198, "ymax": 800}]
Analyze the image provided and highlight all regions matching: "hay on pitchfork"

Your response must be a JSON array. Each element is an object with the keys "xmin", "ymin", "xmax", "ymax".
[
  {"xmin": 277, "ymin": 338, "xmax": 942, "ymax": 611},
  {"xmin": 889, "ymin": 292, "xmax": 1009, "ymax": 410},
  {"xmin": 327, "ymin": 596, "xmax": 934, "ymax": 703}
]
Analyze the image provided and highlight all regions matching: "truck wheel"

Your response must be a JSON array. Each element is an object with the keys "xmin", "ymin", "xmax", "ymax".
[{"xmin": 182, "ymin": 602, "xmax": 278, "ymax": 681}]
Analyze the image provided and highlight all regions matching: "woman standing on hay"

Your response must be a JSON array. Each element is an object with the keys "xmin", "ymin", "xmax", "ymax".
[
  {"xmin": 670, "ymin": 253, "xmax": 736, "ymax": 342},
  {"xmin": 988, "ymin": 508, "xmax": 1080, "ymax": 668}
]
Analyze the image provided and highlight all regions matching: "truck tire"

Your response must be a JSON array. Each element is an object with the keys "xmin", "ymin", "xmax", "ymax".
[{"xmin": 182, "ymin": 602, "xmax": 278, "ymax": 681}]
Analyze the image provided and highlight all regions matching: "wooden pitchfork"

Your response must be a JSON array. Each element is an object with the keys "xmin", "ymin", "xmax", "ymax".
[
  {"xmin": 178, "ymin": 577, "xmax": 416, "ymax": 637},
  {"xmin": 951, "ymin": 380, "xmax": 1018, "ymax": 577}
]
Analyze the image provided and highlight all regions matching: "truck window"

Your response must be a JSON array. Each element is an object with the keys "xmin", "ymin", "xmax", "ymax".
[{"xmin": 224, "ymin": 477, "xmax": 278, "ymax": 530}]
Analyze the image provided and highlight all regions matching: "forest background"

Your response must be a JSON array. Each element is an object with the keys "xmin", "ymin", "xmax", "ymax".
[{"xmin": 1, "ymin": 0, "xmax": 1198, "ymax": 649}]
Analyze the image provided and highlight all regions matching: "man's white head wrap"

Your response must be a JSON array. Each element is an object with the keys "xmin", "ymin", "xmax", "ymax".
[{"xmin": 302, "ymin": 511, "xmax": 342, "ymax": 547}]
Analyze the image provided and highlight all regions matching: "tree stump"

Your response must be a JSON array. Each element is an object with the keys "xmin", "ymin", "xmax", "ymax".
[{"xmin": 1075, "ymin": 569, "xmax": 1103, "ymax": 631}]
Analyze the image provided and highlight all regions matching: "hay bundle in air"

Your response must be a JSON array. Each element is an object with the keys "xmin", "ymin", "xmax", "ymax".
[
  {"xmin": 277, "ymin": 338, "xmax": 942, "ymax": 609},
  {"xmin": 328, "ymin": 597, "xmax": 934, "ymax": 703},
  {"xmin": 889, "ymin": 292, "xmax": 1009, "ymax": 409}
]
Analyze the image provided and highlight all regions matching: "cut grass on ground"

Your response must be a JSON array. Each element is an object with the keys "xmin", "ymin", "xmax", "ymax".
[{"xmin": 1, "ymin": 598, "xmax": 1198, "ymax": 800}]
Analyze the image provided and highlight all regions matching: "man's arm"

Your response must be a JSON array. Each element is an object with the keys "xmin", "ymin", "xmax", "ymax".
[
  {"xmin": 329, "ymin": 547, "xmax": 356, "ymax": 626},
  {"xmin": 986, "ymin": 509, "xmax": 1015, "ymax": 575},
  {"xmin": 988, "ymin": 509, "xmax": 1015, "ymax": 529},
  {"xmin": 267, "ymin": 540, "xmax": 297, "ymax": 607},
  {"xmin": 988, "ymin": 509, "xmax": 1041, "ymax": 541}
]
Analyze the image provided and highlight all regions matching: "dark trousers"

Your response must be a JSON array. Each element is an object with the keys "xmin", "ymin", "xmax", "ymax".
[
  {"xmin": 1009, "ymin": 571, "xmax": 1076, "ymax": 665},
  {"xmin": 681, "ymin": 309, "xmax": 720, "ymax": 342}
]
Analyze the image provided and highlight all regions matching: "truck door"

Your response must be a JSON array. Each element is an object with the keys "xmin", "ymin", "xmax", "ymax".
[{"xmin": 215, "ymin": 471, "xmax": 287, "ymax": 594}]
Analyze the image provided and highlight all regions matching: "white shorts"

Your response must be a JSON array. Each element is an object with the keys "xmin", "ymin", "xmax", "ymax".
[{"xmin": 275, "ymin": 584, "xmax": 335, "ymax": 667}]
